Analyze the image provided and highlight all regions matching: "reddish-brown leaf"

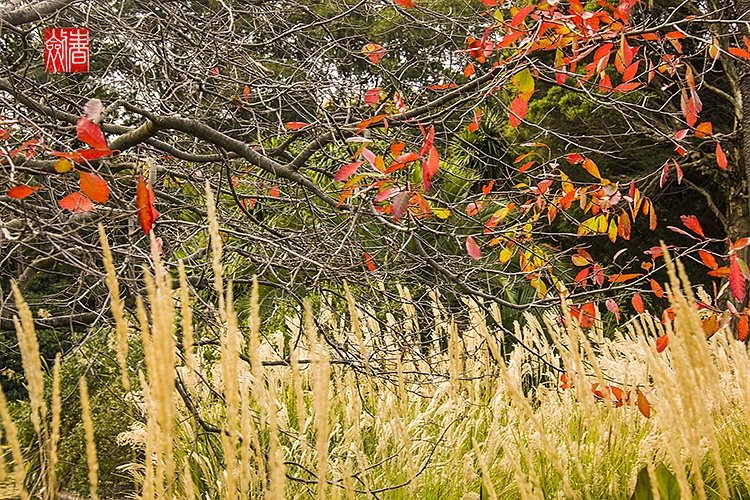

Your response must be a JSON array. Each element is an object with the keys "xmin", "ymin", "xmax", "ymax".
[
  {"xmin": 730, "ymin": 256, "xmax": 746, "ymax": 302},
  {"xmin": 391, "ymin": 191, "xmax": 410, "ymax": 221},
  {"xmin": 716, "ymin": 142, "xmax": 728, "ymax": 170},
  {"xmin": 59, "ymin": 191, "xmax": 94, "ymax": 213},
  {"xmin": 680, "ymin": 214, "xmax": 705, "ymax": 237},
  {"xmin": 466, "ymin": 236, "xmax": 481, "ymax": 260},
  {"xmin": 136, "ymin": 175, "xmax": 160, "ymax": 235},
  {"xmin": 7, "ymin": 184, "xmax": 39, "ymax": 199},
  {"xmin": 637, "ymin": 390, "xmax": 651, "ymax": 418},
  {"xmin": 76, "ymin": 117, "xmax": 108, "ymax": 151},
  {"xmin": 79, "ymin": 172, "xmax": 110, "ymax": 203},
  {"xmin": 632, "ymin": 293, "xmax": 644, "ymax": 314}
]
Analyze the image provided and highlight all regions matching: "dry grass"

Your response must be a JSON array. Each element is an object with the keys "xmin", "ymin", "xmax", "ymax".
[{"xmin": 2, "ymin": 204, "xmax": 750, "ymax": 498}]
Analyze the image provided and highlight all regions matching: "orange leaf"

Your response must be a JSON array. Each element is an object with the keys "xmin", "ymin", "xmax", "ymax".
[
  {"xmin": 609, "ymin": 273, "xmax": 643, "ymax": 283},
  {"xmin": 79, "ymin": 172, "xmax": 110, "ymax": 203},
  {"xmin": 637, "ymin": 390, "xmax": 651, "ymax": 418},
  {"xmin": 650, "ymin": 279, "xmax": 664, "ymax": 298},
  {"xmin": 394, "ymin": 0, "xmax": 416, "ymax": 7},
  {"xmin": 656, "ymin": 333, "xmax": 669, "ymax": 353},
  {"xmin": 708, "ymin": 266, "xmax": 731, "ymax": 277},
  {"xmin": 59, "ymin": 191, "xmax": 94, "ymax": 213},
  {"xmin": 582, "ymin": 158, "xmax": 601, "ymax": 179},
  {"xmin": 464, "ymin": 63, "xmax": 475, "ymax": 78},
  {"xmin": 698, "ymin": 250, "xmax": 719, "ymax": 269},
  {"xmin": 632, "ymin": 293, "xmax": 644, "ymax": 314},
  {"xmin": 695, "ymin": 122, "xmax": 713, "ymax": 138},
  {"xmin": 136, "ymin": 175, "xmax": 160, "ymax": 235},
  {"xmin": 716, "ymin": 142, "xmax": 728, "ymax": 170},
  {"xmin": 739, "ymin": 315, "xmax": 749, "ymax": 341},
  {"xmin": 7, "ymin": 184, "xmax": 39, "ymax": 199},
  {"xmin": 76, "ymin": 117, "xmax": 108, "ymax": 151},
  {"xmin": 728, "ymin": 46, "xmax": 750, "ymax": 61},
  {"xmin": 468, "ymin": 109, "xmax": 482, "ymax": 133},
  {"xmin": 285, "ymin": 122, "xmax": 309, "ymax": 130}
]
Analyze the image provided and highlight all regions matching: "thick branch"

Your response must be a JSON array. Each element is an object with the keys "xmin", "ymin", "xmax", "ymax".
[{"xmin": 1, "ymin": 0, "xmax": 77, "ymax": 26}]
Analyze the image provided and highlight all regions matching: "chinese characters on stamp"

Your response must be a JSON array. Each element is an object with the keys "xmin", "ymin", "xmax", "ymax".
[{"xmin": 44, "ymin": 27, "xmax": 90, "ymax": 73}]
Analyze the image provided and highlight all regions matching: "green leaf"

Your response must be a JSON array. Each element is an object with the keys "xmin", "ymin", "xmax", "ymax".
[
  {"xmin": 512, "ymin": 68, "xmax": 534, "ymax": 101},
  {"xmin": 630, "ymin": 464, "xmax": 681, "ymax": 500}
]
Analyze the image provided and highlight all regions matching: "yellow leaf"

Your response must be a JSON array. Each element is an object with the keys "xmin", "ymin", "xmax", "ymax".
[
  {"xmin": 432, "ymin": 208, "xmax": 451, "ymax": 219},
  {"xmin": 54, "ymin": 157, "xmax": 74, "ymax": 173},
  {"xmin": 582, "ymin": 158, "xmax": 601, "ymax": 179},
  {"xmin": 608, "ymin": 218, "xmax": 618, "ymax": 243}
]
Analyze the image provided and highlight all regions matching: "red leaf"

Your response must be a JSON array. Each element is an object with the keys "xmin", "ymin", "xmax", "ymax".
[
  {"xmin": 739, "ymin": 315, "xmax": 749, "ymax": 341},
  {"xmin": 656, "ymin": 334, "xmax": 669, "ymax": 353},
  {"xmin": 364, "ymin": 88, "xmax": 381, "ymax": 106},
  {"xmin": 675, "ymin": 128, "xmax": 689, "ymax": 141},
  {"xmin": 76, "ymin": 117, "xmax": 108, "ymax": 151},
  {"xmin": 716, "ymin": 142, "xmax": 728, "ymax": 170},
  {"xmin": 698, "ymin": 250, "xmax": 719, "ymax": 269},
  {"xmin": 394, "ymin": 0, "xmax": 416, "ymax": 7},
  {"xmin": 334, "ymin": 161, "xmax": 363, "ymax": 182},
  {"xmin": 285, "ymin": 122, "xmax": 309, "ymax": 130},
  {"xmin": 423, "ymin": 146, "xmax": 439, "ymax": 192},
  {"xmin": 509, "ymin": 97, "xmax": 528, "ymax": 128},
  {"xmin": 575, "ymin": 267, "xmax": 590, "ymax": 286},
  {"xmin": 637, "ymin": 390, "xmax": 651, "ymax": 418},
  {"xmin": 364, "ymin": 252, "xmax": 376, "ymax": 272},
  {"xmin": 632, "ymin": 293, "xmax": 644, "ymax": 314},
  {"xmin": 468, "ymin": 109, "xmax": 482, "ymax": 133},
  {"xmin": 79, "ymin": 172, "xmax": 110, "ymax": 203},
  {"xmin": 680, "ymin": 215, "xmax": 705, "ymax": 237},
  {"xmin": 659, "ymin": 160, "xmax": 669, "ymax": 187},
  {"xmin": 650, "ymin": 279, "xmax": 664, "ymax": 298},
  {"xmin": 136, "ymin": 175, "xmax": 159, "ymax": 235},
  {"xmin": 7, "ymin": 184, "xmax": 39, "ymax": 199},
  {"xmin": 579, "ymin": 302, "xmax": 597, "ymax": 328},
  {"xmin": 613, "ymin": 82, "xmax": 642, "ymax": 93},
  {"xmin": 59, "ymin": 191, "xmax": 94, "ymax": 213},
  {"xmin": 566, "ymin": 153, "xmax": 585, "ymax": 164},
  {"xmin": 243, "ymin": 85, "xmax": 250, "ymax": 102},
  {"xmin": 269, "ymin": 186, "xmax": 280, "ymax": 198},
  {"xmin": 466, "ymin": 236, "xmax": 481, "ymax": 260},
  {"xmin": 362, "ymin": 43, "xmax": 386, "ymax": 64},
  {"xmin": 730, "ymin": 256, "xmax": 746, "ymax": 302}
]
